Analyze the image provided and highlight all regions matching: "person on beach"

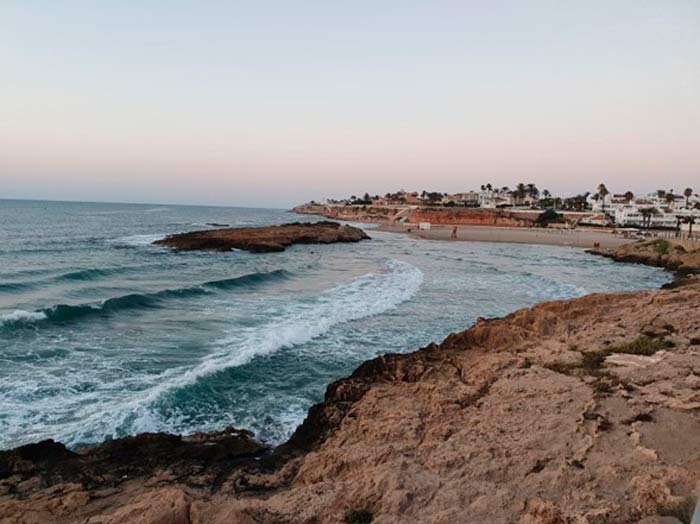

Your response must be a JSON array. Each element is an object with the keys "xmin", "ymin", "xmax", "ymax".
[{"xmin": 451, "ymin": 226, "xmax": 458, "ymax": 239}]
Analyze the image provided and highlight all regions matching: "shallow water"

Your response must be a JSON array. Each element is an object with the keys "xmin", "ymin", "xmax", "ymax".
[{"xmin": 0, "ymin": 199, "xmax": 671, "ymax": 449}]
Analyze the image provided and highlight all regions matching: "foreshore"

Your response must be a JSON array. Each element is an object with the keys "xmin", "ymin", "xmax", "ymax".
[{"xmin": 376, "ymin": 222, "xmax": 635, "ymax": 249}]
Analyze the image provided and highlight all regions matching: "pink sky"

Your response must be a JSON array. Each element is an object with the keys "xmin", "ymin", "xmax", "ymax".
[{"xmin": 1, "ymin": 1, "xmax": 698, "ymax": 207}]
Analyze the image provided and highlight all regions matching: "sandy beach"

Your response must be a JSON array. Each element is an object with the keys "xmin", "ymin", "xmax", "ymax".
[{"xmin": 377, "ymin": 223, "xmax": 636, "ymax": 249}]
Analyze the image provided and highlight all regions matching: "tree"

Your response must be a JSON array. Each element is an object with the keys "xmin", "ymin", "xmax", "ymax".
[
  {"xmin": 597, "ymin": 184, "xmax": 609, "ymax": 213},
  {"xmin": 685, "ymin": 215, "xmax": 696, "ymax": 238},
  {"xmin": 684, "ymin": 187, "xmax": 693, "ymax": 208},
  {"xmin": 515, "ymin": 183, "xmax": 527, "ymax": 205},
  {"xmin": 640, "ymin": 207, "xmax": 657, "ymax": 229},
  {"xmin": 526, "ymin": 183, "xmax": 539, "ymax": 200},
  {"xmin": 624, "ymin": 191, "xmax": 634, "ymax": 202},
  {"xmin": 665, "ymin": 192, "xmax": 676, "ymax": 208},
  {"xmin": 536, "ymin": 209, "xmax": 563, "ymax": 226}
]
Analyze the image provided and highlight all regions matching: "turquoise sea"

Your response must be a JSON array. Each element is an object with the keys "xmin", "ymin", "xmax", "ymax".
[{"xmin": 0, "ymin": 199, "xmax": 671, "ymax": 449}]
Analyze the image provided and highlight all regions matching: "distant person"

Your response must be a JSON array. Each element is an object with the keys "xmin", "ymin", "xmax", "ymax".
[{"xmin": 451, "ymin": 226, "xmax": 458, "ymax": 239}]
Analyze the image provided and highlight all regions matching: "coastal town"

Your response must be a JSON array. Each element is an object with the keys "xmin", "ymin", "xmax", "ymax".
[{"xmin": 300, "ymin": 184, "xmax": 700, "ymax": 238}]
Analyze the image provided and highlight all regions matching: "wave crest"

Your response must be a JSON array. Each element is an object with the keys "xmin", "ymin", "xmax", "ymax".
[{"xmin": 0, "ymin": 269, "xmax": 292, "ymax": 329}]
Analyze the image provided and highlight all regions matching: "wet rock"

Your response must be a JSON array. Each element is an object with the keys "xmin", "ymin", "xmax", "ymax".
[{"xmin": 154, "ymin": 221, "xmax": 369, "ymax": 252}]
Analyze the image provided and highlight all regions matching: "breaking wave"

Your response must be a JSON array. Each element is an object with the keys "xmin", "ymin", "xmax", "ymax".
[
  {"xmin": 1, "ymin": 259, "xmax": 423, "ymax": 447},
  {"xmin": 0, "ymin": 270, "xmax": 291, "ymax": 329}
]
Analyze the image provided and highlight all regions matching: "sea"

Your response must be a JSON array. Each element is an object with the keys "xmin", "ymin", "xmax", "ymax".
[{"xmin": 0, "ymin": 199, "xmax": 671, "ymax": 450}]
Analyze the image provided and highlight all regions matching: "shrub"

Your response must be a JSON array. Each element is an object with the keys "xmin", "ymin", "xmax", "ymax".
[
  {"xmin": 651, "ymin": 239, "xmax": 670, "ymax": 256},
  {"xmin": 608, "ymin": 335, "xmax": 665, "ymax": 356},
  {"xmin": 581, "ymin": 351, "xmax": 608, "ymax": 372},
  {"xmin": 345, "ymin": 509, "xmax": 373, "ymax": 524},
  {"xmin": 536, "ymin": 209, "xmax": 564, "ymax": 225}
]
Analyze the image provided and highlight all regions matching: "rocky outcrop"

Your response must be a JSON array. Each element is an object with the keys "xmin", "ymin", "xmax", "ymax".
[
  {"xmin": 591, "ymin": 239, "xmax": 700, "ymax": 275},
  {"xmin": 154, "ymin": 221, "xmax": 370, "ymax": 253},
  {"xmin": 3, "ymin": 278, "xmax": 700, "ymax": 524},
  {"xmin": 0, "ymin": 427, "xmax": 266, "ymax": 491},
  {"xmin": 293, "ymin": 204, "xmax": 543, "ymax": 227}
]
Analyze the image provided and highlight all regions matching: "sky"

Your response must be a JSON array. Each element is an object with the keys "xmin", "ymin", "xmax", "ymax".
[{"xmin": 1, "ymin": 1, "xmax": 698, "ymax": 208}]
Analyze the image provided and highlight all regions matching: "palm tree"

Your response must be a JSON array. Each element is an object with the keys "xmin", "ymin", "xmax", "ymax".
[
  {"xmin": 684, "ymin": 187, "xmax": 693, "ymax": 208},
  {"xmin": 685, "ymin": 216, "xmax": 696, "ymax": 238},
  {"xmin": 515, "ymin": 183, "xmax": 527, "ymax": 205},
  {"xmin": 527, "ymin": 184, "xmax": 537, "ymax": 200},
  {"xmin": 640, "ymin": 207, "xmax": 656, "ymax": 229},
  {"xmin": 598, "ymin": 184, "xmax": 609, "ymax": 214},
  {"xmin": 675, "ymin": 214, "xmax": 683, "ymax": 237},
  {"xmin": 665, "ymin": 192, "xmax": 676, "ymax": 209},
  {"xmin": 624, "ymin": 191, "xmax": 634, "ymax": 202}
]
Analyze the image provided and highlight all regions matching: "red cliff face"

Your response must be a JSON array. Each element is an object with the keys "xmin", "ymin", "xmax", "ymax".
[
  {"xmin": 407, "ymin": 207, "xmax": 537, "ymax": 227},
  {"xmin": 293, "ymin": 204, "xmax": 540, "ymax": 227}
]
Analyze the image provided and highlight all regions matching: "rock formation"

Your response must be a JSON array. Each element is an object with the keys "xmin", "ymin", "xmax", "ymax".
[
  {"xmin": 591, "ymin": 238, "xmax": 700, "ymax": 275},
  {"xmin": 2, "ymin": 275, "xmax": 700, "ymax": 523},
  {"xmin": 154, "ymin": 221, "xmax": 370, "ymax": 253}
]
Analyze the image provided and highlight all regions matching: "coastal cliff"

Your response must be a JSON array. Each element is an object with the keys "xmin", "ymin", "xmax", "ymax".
[
  {"xmin": 154, "ymin": 221, "xmax": 370, "ymax": 253},
  {"xmin": 2, "ymin": 275, "xmax": 700, "ymax": 523},
  {"xmin": 293, "ymin": 203, "xmax": 543, "ymax": 228}
]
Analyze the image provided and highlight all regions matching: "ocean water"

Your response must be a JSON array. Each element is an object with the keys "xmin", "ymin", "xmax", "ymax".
[{"xmin": 0, "ymin": 199, "xmax": 671, "ymax": 450}]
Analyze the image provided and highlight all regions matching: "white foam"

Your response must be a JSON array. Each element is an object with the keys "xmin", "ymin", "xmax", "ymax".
[
  {"xmin": 2, "ymin": 259, "xmax": 422, "ymax": 447},
  {"xmin": 0, "ymin": 309, "xmax": 47, "ymax": 325},
  {"xmin": 108, "ymin": 233, "xmax": 167, "ymax": 247}
]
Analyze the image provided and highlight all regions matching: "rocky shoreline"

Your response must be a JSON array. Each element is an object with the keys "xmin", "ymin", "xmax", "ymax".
[
  {"xmin": 589, "ymin": 238, "xmax": 700, "ymax": 276},
  {"xmin": 2, "ymin": 240, "xmax": 700, "ymax": 523},
  {"xmin": 154, "ymin": 221, "xmax": 370, "ymax": 253}
]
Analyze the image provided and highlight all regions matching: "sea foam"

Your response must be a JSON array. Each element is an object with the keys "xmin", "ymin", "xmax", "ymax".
[
  {"xmin": 0, "ymin": 310, "xmax": 48, "ymax": 326},
  {"xmin": 1, "ymin": 259, "xmax": 422, "ymax": 448}
]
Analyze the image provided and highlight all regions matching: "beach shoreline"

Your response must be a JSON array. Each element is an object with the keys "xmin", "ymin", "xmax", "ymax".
[{"xmin": 376, "ymin": 222, "xmax": 635, "ymax": 249}]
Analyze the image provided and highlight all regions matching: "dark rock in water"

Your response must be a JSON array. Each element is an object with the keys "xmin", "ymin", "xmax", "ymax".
[
  {"xmin": 205, "ymin": 222, "xmax": 229, "ymax": 227},
  {"xmin": 0, "ymin": 427, "xmax": 267, "ymax": 491},
  {"xmin": 154, "ymin": 221, "xmax": 370, "ymax": 253}
]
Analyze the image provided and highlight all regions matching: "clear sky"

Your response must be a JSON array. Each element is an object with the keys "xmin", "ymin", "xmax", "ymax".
[{"xmin": 1, "ymin": 1, "xmax": 698, "ymax": 208}]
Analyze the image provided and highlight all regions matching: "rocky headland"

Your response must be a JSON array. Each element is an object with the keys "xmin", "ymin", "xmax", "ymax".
[
  {"xmin": 2, "ymin": 240, "xmax": 700, "ymax": 524},
  {"xmin": 590, "ymin": 238, "xmax": 700, "ymax": 276},
  {"xmin": 154, "ymin": 221, "xmax": 370, "ymax": 253}
]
